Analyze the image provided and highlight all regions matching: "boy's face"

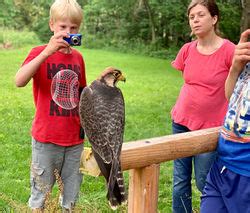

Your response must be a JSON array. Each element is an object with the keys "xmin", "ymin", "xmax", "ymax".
[{"xmin": 49, "ymin": 18, "xmax": 80, "ymax": 35}]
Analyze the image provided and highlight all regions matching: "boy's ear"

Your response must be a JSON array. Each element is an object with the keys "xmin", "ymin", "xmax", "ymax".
[{"xmin": 49, "ymin": 20, "xmax": 54, "ymax": 32}]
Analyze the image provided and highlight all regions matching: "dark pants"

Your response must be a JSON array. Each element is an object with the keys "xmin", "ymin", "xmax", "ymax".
[{"xmin": 201, "ymin": 159, "xmax": 250, "ymax": 213}]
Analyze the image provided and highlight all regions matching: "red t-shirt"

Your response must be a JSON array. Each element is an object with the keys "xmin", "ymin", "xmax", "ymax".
[
  {"xmin": 22, "ymin": 45, "xmax": 86, "ymax": 146},
  {"xmin": 171, "ymin": 39, "xmax": 235, "ymax": 130}
]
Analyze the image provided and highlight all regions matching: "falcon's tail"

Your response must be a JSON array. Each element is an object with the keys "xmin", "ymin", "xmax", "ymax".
[
  {"xmin": 93, "ymin": 151, "xmax": 127, "ymax": 209},
  {"xmin": 107, "ymin": 158, "xmax": 127, "ymax": 210}
]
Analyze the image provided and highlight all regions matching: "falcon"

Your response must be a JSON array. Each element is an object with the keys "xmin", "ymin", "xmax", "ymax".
[{"xmin": 79, "ymin": 67, "xmax": 126, "ymax": 209}]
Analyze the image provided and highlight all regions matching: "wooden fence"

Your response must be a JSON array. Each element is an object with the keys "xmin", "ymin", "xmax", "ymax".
[{"xmin": 120, "ymin": 127, "xmax": 220, "ymax": 213}]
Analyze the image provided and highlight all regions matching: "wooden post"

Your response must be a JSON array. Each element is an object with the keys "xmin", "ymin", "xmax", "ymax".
[
  {"xmin": 122, "ymin": 127, "xmax": 219, "ymax": 212},
  {"xmin": 80, "ymin": 127, "xmax": 220, "ymax": 211},
  {"xmin": 128, "ymin": 164, "xmax": 160, "ymax": 213},
  {"xmin": 121, "ymin": 127, "xmax": 219, "ymax": 170}
]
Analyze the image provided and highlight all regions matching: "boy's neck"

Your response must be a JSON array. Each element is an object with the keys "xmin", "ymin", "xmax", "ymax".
[{"xmin": 59, "ymin": 47, "xmax": 72, "ymax": 54}]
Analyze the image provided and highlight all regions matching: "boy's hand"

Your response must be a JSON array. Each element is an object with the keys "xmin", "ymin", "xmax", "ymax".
[
  {"xmin": 42, "ymin": 32, "xmax": 70, "ymax": 56},
  {"xmin": 231, "ymin": 29, "xmax": 250, "ymax": 75}
]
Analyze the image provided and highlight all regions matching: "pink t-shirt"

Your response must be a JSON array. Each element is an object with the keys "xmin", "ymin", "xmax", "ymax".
[{"xmin": 171, "ymin": 39, "xmax": 235, "ymax": 130}]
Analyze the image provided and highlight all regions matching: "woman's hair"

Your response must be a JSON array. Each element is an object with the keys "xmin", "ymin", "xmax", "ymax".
[
  {"xmin": 50, "ymin": 0, "xmax": 83, "ymax": 26},
  {"xmin": 187, "ymin": 0, "xmax": 220, "ymax": 35}
]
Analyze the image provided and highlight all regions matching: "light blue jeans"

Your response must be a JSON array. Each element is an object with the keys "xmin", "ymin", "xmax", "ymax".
[
  {"xmin": 172, "ymin": 121, "xmax": 216, "ymax": 213},
  {"xmin": 29, "ymin": 138, "xmax": 83, "ymax": 210}
]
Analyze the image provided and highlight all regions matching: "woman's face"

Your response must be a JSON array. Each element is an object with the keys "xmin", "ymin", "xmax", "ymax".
[{"xmin": 188, "ymin": 4, "xmax": 217, "ymax": 37}]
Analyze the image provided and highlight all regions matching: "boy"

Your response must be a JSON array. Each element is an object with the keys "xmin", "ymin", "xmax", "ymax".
[
  {"xmin": 15, "ymin": 0, "xmax": 86, "ymax": 211},
  {"xmin": 200, "ymin": 29, "xmax": 250, "ymax": 213}
]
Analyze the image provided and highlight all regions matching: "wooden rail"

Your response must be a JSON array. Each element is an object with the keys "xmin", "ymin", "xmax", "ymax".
[{"xmin": 120, "ymin": 127, "xmax": 220, "ymax": 213}]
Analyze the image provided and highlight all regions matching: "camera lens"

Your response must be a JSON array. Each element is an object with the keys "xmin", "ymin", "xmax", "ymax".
[{"xmin": 71, "ymin": 36, "xmax": 80, "ymax": 45}]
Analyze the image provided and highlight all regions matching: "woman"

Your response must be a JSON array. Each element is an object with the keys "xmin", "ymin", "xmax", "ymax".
[{"xmin": 170, "ymin": 0, "xmax": 235, "ymax": 212}]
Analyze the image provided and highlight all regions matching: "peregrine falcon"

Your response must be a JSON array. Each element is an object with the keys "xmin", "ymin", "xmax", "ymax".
[{"xmin": 79, "ymin": 67, "xmax": 126, "ymax": 209}]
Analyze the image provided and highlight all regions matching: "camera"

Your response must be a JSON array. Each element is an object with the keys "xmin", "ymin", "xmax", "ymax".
[{"xmin": 63, "ymin": 34, "xmax": 82, "ymax": 46}]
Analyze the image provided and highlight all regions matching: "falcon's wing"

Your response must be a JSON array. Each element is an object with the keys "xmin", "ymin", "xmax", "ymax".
[{"xmin": 79, "ymin": 81, "xmax": 125, "ymax": 164}]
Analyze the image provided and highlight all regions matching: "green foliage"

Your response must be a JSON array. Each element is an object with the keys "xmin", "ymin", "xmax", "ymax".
[
  {"xmin": 0, "ymin": 0, "xmax": 241, "ymax": 53},
  {"xmin": 13, "ymin": 0, "xmax": 52, "ymax": 42},
  {"xmin": 83, "ymin": 34, "xmax": 178, "ymax": 59},
  {"xmin": 82, "ymin": 0, "xmax": 191, "ymax": 47},
  {"xmin": 82, "ymin": 0, "xmax": 240, "ymax": 56},
  {"xmin": 0, "ymin": 1, "xmax": 16, "ymax": 27},
  {"xmin": 217, "ymin": 2, "xmax": 241, "ymax": 43},
  {"xmin": 0, "ymin": 28, "xmax": 40, "ymax": 48}
]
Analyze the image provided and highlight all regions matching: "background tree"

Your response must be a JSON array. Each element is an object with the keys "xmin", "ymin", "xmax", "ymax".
[
  {"xmin": 0, "ymin": 0, "xmax": 242, "ymax": 58},
  {"xmin": 217, "ymin": 0, "xmax": 241, "ymax": 43},
  {"xmin": 135, "ymin": 0, "xmax": 156, "ymax": 43},
  {"xmin": 241, "ymin": 0, "xmax": 250, "ymax": 32}
]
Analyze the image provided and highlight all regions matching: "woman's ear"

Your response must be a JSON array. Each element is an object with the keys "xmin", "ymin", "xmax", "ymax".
[{"xmin": 212, "ymin": 15, "xmax": 218, "ymax": 26}]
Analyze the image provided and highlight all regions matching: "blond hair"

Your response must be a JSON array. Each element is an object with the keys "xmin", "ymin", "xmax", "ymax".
[{"xmin": 50, "ymin": 0, "xmax": 83, "ymax": 26}]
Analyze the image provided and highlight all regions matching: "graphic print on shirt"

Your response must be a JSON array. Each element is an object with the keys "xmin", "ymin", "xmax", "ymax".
[
  {"xmin": 47, "ymin": 63, "xmax": 82, "ymax": 117},
  {"xmin": 224, "ymin": 64, "xmax": 250, "ymax": 138}
]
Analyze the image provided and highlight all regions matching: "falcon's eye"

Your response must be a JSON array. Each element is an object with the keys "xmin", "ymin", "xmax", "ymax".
[{"xmin": 113, "ymin": 72, "xmax": 120, "ymax": 77}]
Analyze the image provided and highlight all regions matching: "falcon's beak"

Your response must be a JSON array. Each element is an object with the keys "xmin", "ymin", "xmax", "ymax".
[{"xmin": 118, "ymin": 74, "xmax": 126, "ymax": 83}]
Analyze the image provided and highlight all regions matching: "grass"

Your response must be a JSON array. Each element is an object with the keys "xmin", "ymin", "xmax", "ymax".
[
  {"xmin": 0, "ymin": 28, "xmax": 40, "ymax": 48},
  {"xmin": 0, "ymin": 45, "xmax": 202, "ymax": 212}
]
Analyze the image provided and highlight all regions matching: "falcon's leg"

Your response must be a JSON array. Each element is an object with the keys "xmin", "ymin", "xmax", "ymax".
[{"xmin": 85, "ymin": 148, "xmax": 92, "ymax": 160}]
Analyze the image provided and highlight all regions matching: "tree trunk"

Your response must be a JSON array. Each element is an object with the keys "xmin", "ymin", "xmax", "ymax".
[
  {"xmin": 141, "ymin": 0, "xmax": 156, "ymax": 43},
  {"xmin": 241, "ymin": 0, "xmax": 250, "ymax": 32}
]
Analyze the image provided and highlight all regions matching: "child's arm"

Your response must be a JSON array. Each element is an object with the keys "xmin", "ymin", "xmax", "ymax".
[
  {"xmin": 15, "ymin": 31, "xmax": 70, "ymax": 87},
  {"xmin": 225, "ymin": 29, "xmax": 250, "ymax": 100}
]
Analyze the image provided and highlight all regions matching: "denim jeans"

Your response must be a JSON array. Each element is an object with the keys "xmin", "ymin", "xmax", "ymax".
[
  {"xmin": 29, "ymin": 138, "xmax": 83, "ymax": 210},
  {"xmin": 172, "ymin": 121, "xmax": 217, "ymax": 213}
]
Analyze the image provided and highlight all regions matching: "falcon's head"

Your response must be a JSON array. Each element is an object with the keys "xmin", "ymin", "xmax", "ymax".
[{"xmin": 98, "ymin": 67, "xmax": 126, "ymax": 87}]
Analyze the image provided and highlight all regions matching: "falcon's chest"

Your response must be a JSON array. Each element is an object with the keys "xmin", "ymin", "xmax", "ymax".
[{"xmin": 90, "ymin": 83, "xmax": 124, "ymax": 119}]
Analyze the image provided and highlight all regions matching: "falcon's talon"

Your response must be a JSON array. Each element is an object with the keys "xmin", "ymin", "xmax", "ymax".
[
  {"xmin": 108, "ymin": 201, "xmax": 118, "ymax": 211},
  {"xmin": 121, "ymin": 200, "xmax": 128, "ymax": 206},
  {"xmin": 85, "ymin": 149, "xmax": 92, "ymax": 161}
]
